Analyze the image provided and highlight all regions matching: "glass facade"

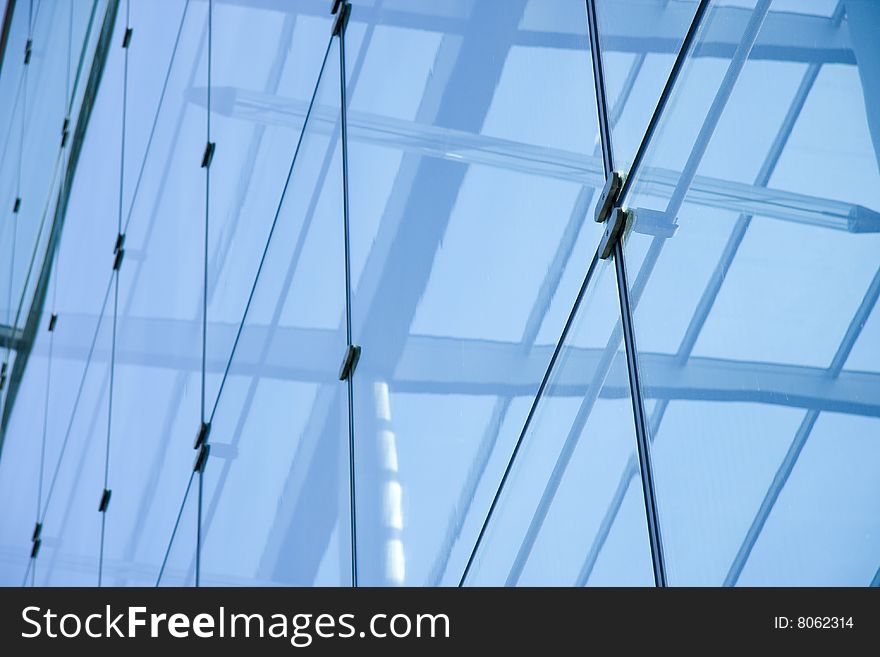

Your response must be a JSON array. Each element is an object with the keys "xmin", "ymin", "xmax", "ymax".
[{"xmin": 0, "ymin": 0, "xmax": 877, "ymax": 587}]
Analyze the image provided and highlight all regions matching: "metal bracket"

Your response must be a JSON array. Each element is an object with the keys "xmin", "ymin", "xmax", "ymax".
[
  {"xmin": 98, "ymin": 488, "xmax": 112, "ymax": 512},
  {"xmin": 30, "ymin": 539, "xmax": 40, "ymax": 558},
  {"xmin": 599, "ymin": 207, "xmax": 629, "ymax": 260},
  {"xmin": 332, "ymin": 2, "xmax": 351, "ymax": 36},
  {"xmin": 193, "ymin": 443, "xmax": 210, "ymax": 473},
  {"xmin": 122, "ymin": 27, "xmax": 133, "ymax": 49},
  {"xmin": 338, "ymin": 344, "xmax": 361, "ymax": 381},
  {"xmin": 193, "ymin": 421, "xmax": 211, "ymax": 449},
  {"xmin": 594, "ymin": 171, "xmax": 622, "ymax": 223},
  {"xmin": 113, "ymin": 247, "xmax": 125, "ymax": 271},
  {"xmin": 201, "ymin": 141, "xmax": 215, "ymax": 168},
  {"xmin": 32, "ymin": 522, "xmax": 42, "ymax": 541},
  {"xmin": 631, "ymin": 208, "xmax": 678, "ymax": 238},
  {"xmin": 48, "ymin": 313, "xmax": 58, "ymax": 332},
  {"xmin": 24, "ymin": 39, "xmax": 32, "ymax": 65},
  {"xmin": 12, "ymin": 197, "xmax": 20, "ymax": 214},
  {"xmin": 330, "ymin": 0, "xmax": 343, "ymax": 13},
  {"xmin": 0, "ymin": 362, "xmax": 6, "ymax": 390},
  {"xmin": 114, "ymin": 232, "xmax": 125, "ymax": 254}
]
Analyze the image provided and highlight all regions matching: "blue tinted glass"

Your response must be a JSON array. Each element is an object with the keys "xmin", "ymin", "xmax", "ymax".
[
  {"xmin": 465, "ymin": 259, "xmax": 653, "ymax": 586},
  {"xmin": 594, "ymin": 0, "xmax": 701, "ymax": 171},
  {"xmin": 346, "ymin": 0, "xmax": 606, "ymax": 586},
  {"xmin": 200, "ymin": 34, "xmax": 351, "ymax": 587},
  {"xmin": 205, "ymin": 2, "xmax": 333, "ymax": 409},
  {"xmin": 4, "ymin": 2, "xmax": 71, "ymax": 328},
  {"xmin": 34, "ymin": 296, "xmax": 111, "ymax": 586},
  {"xmin": 156, "ymin": 473, "xmax": 197, "ymax": 587},
  {"xmin": 619, "ymin": 0, "xmax": 880, "ymax": 584}
]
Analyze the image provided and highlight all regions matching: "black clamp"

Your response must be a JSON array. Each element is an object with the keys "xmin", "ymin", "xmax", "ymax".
[
  {"xmin": 30, "ymin": 522, "xmax": 42, "ymax": 558},
  {"xmin": 113, "ymin": 247, "xmax": 125, "ymax": 271},
  {"xmin": 338, "ymin": 344, "xmax": 361, "ymax": 381},
  {"xmin": 122, "ymin": 27, "xmax": 133, "ymax": 49},
  {"xmin": 595, "ymin": 171, "xmax": 622, "ymax": 224},
  {"xmin": 201, "ymin": 142, "xmax": 215, "ymax": 169},
  {"xmin": 61, "ymin": 117, "xmax": 70, "ymax": 148},
  {"xmin": 595, "ymin": 171, "xmax": 628, "ymax": 260},
  {"xmin": 193, "ymin": 443, "xmax": 210, "ymax": 473},
  {"xmin": 12, "ymin": 197, "xmax": 21, "ymax": 214},
  {"xmin": 0, "ymin": 361, "xmax": 7, "ymax": 390},
  {"xmin": 48, "ymin": 313, "xmax": 58, "ymax": 332},
  {"xmin": 193, "ymin": 421, "xmax": 211, "ymax": 449},
  {"xmin": 24, "ymin": 39, "xmax": 32, "ymax": 65},
  {"xmin": 98, "ymin": 488, "xmax": 112, "ymax": 513},
  {"xmin": 599, "ymin": 207, "xmax": 629, "ymax": 260},
  {"xmin": 332, "ymin": 2, "xmax": 351, "ymax": 36}
]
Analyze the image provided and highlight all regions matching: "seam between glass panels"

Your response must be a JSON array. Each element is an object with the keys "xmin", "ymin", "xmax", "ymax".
[
  {"xmin": 338, "ymin": 11, "xmax": 358, "ymax": 589},
  {"xmin": 99, "ymin": 0, "xmax": 129, "ymax": 589},
  {"xmin": 195, "ymin": 0, "xmax": 212, "ymax": 590}
]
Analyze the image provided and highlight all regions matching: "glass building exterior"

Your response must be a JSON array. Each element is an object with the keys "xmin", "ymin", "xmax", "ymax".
[{"xmin": 0, "ymin": 0, "xmax": 877, "ymax": 587}]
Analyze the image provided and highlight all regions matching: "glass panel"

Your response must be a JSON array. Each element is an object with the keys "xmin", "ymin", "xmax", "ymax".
[
  {"xmin": 594, "ymin": 0, "xmax": 702, "ymax": 170},
  {"xmin": 200, "ymin": 36, "xmax": 351, "ymax": 587},
  {"xmin": 346, "ymin": 0, "xmax": 605, "ymax": 586},
  {"xmin": 619, "ymin": 0, "xmax": 880, "ymax": 584},
  {"xmin": 465, "ymin": 259, "xmax": 653, "ymax": 586},
  {"xmin": 206, "ymin": 2, "xmax": 334, "ymax": 411},
  {"xmin": 101, "ymin": 1, "xmax": 208, "ymax": 586},
  {"xmin": 34, "ymin": 297, "xmax": 112, "ymax": 586}
]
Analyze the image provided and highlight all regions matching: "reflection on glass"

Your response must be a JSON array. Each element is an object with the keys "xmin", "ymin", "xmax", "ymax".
[
  {"xmin": 201, "ymin": 36, "xmax": 351, "ymax": 587},
  {"xmin": 465, "ymin": 259, "xmax": 653, "ymax": 586},
  {"xmin": 204, "ymin": 2, "xmax": 333, "ymax": 410},
  {"xmin": 620, "ymin": 0, "xmax": 880, "ymax": 584}
]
